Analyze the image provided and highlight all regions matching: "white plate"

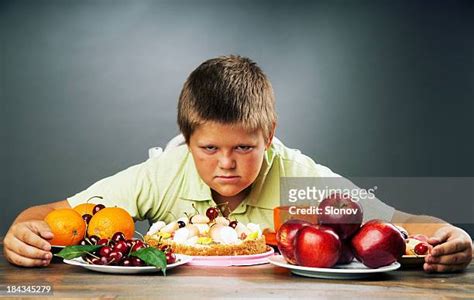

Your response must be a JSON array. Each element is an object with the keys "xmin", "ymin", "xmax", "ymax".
[
  {"xmin": 63, "ymin": 254, "xmax": 192, "ymax": 274},
  {"xmin": 268, "ymin": 255, "xmax": 400, "ymax": 279}
]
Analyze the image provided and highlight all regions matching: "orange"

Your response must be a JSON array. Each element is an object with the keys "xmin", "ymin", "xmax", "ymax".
[
  {"xmin": 73, "ymin": 203, "xmax": 96, "ymax": 216},
  {"xmin": 44, "ymin": 209, "xmax": 86, "ymax": 246},
  {"xmin": 87, "ymin": 207, "xmax": 135, "ymax": 240}
]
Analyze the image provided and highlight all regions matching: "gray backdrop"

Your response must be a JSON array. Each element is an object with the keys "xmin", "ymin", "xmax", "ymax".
[{"xmin": 1, "ymin": 0, "xmax": 473, "ymax": 236}]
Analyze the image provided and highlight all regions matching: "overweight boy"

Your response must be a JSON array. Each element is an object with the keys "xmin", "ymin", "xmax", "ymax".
[{"xmin": 4, "ymin": 55, "xmax": 472, "ymax": 272}]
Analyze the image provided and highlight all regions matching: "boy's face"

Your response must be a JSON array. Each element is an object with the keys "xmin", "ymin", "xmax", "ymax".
[{"xmin": 188, "ymin": 122, "xmax": 272, "ymax": 201}]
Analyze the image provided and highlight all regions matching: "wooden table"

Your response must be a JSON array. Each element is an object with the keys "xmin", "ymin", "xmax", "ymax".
[{"xmin": 1, "ymin": 244, "xmax": 473, "ymax": 299}]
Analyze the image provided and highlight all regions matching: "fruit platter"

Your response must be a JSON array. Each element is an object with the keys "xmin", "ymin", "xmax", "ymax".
[
  {"xmin": 272, "ymin": 193, "xmax": 409, "ymax": 279},
  {"xmin": 47, "ymin": 197, "xmax": 192, "ymax": 275}
]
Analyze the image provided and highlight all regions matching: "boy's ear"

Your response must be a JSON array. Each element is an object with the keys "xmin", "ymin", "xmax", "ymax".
[{"xmin": 265, "ymin": 122, "xmax": 276, "ymax": 150}]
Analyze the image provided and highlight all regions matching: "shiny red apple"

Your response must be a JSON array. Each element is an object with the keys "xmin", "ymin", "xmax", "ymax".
[
  {"xmin": 318, "ymin": 193, "xmax": 363, "ymax": 239},
  {"xmin": 294, "ymin": 225, "xmax": 341, "ymax": 268},
  {"xmin": 351, "ymin": 219, "xmax": 406, "ymax": 268},
  {"xmin": 337, "ymin": 240, "xmax": 354, "ymax": 264},
  {"xmin": 276, "ymin": 219, "xmax": 311, "ymax": 264}
]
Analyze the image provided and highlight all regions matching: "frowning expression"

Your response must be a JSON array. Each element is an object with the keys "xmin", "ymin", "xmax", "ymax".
[{"xmin": 188, "ymin": 122, "xmax": 271, "ymax": 201}]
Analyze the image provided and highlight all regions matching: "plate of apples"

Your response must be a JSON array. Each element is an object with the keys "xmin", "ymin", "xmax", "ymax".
[{"xmin": 271, "ymin": 194, "xmax": 405, "ymax": 279}]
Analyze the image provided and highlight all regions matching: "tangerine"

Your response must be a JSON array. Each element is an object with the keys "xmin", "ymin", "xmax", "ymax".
[
  {"xmin": 87, "ymin": 207, "xmax": 135, "ymax": 240},
  {"xmin": 73, "ymin": 203, "xmax": 96, "ymax": 216},
  {"xmin": 44, "ymin": 209, "xmax": 86, "ymax": 246}
]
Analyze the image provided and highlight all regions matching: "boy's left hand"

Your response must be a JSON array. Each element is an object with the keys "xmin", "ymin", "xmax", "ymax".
[{"xmin": 424, "ymin": 225, "xmax": 473, "ymax": 273}]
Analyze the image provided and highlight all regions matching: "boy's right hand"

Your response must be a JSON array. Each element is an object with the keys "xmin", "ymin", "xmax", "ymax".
[{"xmin": 3, "ymin": 221, "xmax": 54, "ymax": 267}]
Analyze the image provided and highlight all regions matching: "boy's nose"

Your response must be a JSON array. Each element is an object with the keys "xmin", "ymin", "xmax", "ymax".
[{"xmin": 218, "ymin": 155, "xmax": 236, "ymax": 169}]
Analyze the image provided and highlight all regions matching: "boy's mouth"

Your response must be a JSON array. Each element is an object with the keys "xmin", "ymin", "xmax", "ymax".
[{"xmin": 215, "ymin": 176, "xmax": 240, "ymax": 183}]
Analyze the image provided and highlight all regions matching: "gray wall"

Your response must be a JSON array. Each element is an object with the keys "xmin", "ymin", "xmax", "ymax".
[{"xmin": 1, "ymin": 0, "xmax": 473, "ymax": 236}]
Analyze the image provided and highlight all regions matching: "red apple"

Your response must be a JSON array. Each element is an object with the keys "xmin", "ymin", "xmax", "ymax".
[
  {"xmin": 318, "ymin": 193, "xmax": 363, "ymax": 239},
  {"xmin": 294, "ymin": 225, "xmax": 341, "ymax": 268},
  {"xmin": 337, "ymin": 240, "xmax": 354, "ymax": 264},
  {"xmin": 351, "ymin": 219, "xmax": 406, "ymax": 268},
  {"xmin": 276, "ymin": 219, "xmax": 311, "ymax": 264}
]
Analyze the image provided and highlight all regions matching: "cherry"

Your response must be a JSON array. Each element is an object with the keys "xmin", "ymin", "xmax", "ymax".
[
  {"xmin": 229, "ymin": 220, "xmax": 238, "ymax": 229},
  {"xmin": 111, "ymin": 232, "xmax": 126, "ymax": 243},
  {"xmin": 414, "ymin": 243, "xmax": 429, "ymax": 255},
  {"xmin": 131, "ymin": 241, "xmax": 145, "ymax": 253},
  {"xmin": 82, "ymin": 214, "xmax": 93, "ymax": 224},
  {"xmin": 166, "ymin": 252, "xmax": 176, "ymax": 264},
  {"xmin": 130, "ymin": 257, "xmax": 144, "ymax": 266},
  {"xmin": 92, "ymin": 204, "xmax": 106, "ymax": 215},
  {"xmin": 109, "ymin": 251, "xmax": 124, "ymax": 263},
  {"xmin": 206, "ymin": 207, "xmax": 219, "ymax": 221},
  {"xmin": 177, "ymin": 221, "xmax": 186, "ymax": 228},
  {"xmin": 99, "ymin": 246, "xmax": 112, "ymax": 258},
  {"xmin": 90, "ymin": 258, "xmax": 104, "ymax": 265},
  {"xmin": 88, "ymin": 235, "xmax": 100, "ymax": 245},
  {"xmin": 120, "ymin": 259, "xmax": 132, "ymax": 266},
  {"xmin": 97, "ymin": 239, "xmax": 109, "ymax": 246},
  {"xmin": 125, "ymin": 239, "xmax": 134, "ymax": 249},
  {"xmin": 113, "ymin": 240, "xmax": 129, "ymax": 254},
  {"xmin": 79, "ymin": 239, "xmax": 89, "ymax": 246}
]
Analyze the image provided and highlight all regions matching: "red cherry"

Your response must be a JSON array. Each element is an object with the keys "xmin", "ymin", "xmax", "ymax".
[
  {"xmin": 131, "ymin": 242, "xmax": 145, "ymax": 253},
  {"xmin": 92, "ymin": 204, "xmax": 106, "ymax": 215},
  {"xmin": 88, "ymin": 235, "xmax": 100, "ymax": 245},
  {"xmin": 206, "ymin": 207, "xmax": 219, "ymax": 221},
  {"xmin": 166, "ymin": 252, "xmax": 176, "ymax": 264},
  {"xmin": 114, "ymin": 241, "xmax": 129, "ymax": 254},
  {"xmin": 97, "ymin": 239, "xmax": 109, "ymax": 246},
  {"xmin": 130, "ymin": 257, "xmax": 144, "ymax": 266},
  {"xmin": 414, "ymin": 242, "xmax": 429, "ymax": 255},
  {"xmin": 99, "ymin": 246, "xmax": 112, "ymax": 258},
  {"xmin": 82, "ymin": 214, "xmax": 93, "ymax": 224},
  {"xmin": 229, "ymin": 221, "xmax": 238, "ymax": 229},
  {"xmin": 109, "ymin": 251, "xmax": 124, "ymax": 264},
  {"xmin": 120, "ymin": 259, "xmax": 132, "ymax": 266},
  {"xmin": 111, "ymin": 232, "xmax": 126, "ymax": 243}
]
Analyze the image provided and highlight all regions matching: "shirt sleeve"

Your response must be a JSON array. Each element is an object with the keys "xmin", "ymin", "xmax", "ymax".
[{"xmin": 67, "ymin": 158, "xmax": 160, "ymax": 221}]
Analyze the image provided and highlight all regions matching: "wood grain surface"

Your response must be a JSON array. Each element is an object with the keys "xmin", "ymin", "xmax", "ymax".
[{"xmin": 1, "ymin": 243, "xmax": 473, "ymax": 299}]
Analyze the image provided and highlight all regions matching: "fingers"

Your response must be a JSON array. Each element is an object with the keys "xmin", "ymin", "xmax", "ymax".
[
  {"xmin": 28, "ymin": 221, "xmax": 54, "ymax": 244},
  {"xmin": 423, "ymin": 261, "xmax": 469, "ymax": 273},
  {"xmin": 5, "ymin": 236, "xmax": 52, "ymax": 261},
  {"xmin": 430, "ymin": 238, "xmax": 471, "ymax": 257},
  {"xmin": 427, "ymin": 231, "xmax": 449, "ymax": 247},
  {"xmin": 17, "ymin": 222, "xmax": 53, "ymax": 251},
  {"xmin": 4, "ymin": 248, "xmax": 50, "ymax": 267},
  {"xmin": 3, "ymin": 221, "xmax": 54, "ymax": 267},
  {"xmin": 426, "ymin": 251, "xmax": 472, "ymax": 265}
]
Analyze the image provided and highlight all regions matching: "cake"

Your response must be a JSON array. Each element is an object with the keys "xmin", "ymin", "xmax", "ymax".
[
  {"xmin": 404, "ymin": 234, "xmax": 432, "ymax": 256},
  {"xmin": 144, "ymin": 207, "xmax": 268, "ymax": 256}
]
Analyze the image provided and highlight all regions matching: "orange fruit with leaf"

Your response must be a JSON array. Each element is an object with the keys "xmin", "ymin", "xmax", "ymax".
[
  {"xmin": 44, "ymin": 209, "xmax": 86, "ymax": 246},
  {"xmin": 87, "ymin": 207, "xmax": 135, "ymax": 240}
]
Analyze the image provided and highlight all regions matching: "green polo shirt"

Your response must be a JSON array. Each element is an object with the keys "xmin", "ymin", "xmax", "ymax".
[{"xmin": 67, "ymin": 142, "xmax": 394, "ymax": 232}]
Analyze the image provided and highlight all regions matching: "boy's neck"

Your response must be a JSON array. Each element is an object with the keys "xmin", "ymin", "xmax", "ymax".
[{"xmin": 211, "ymin": 187, "xmax": 251, "ymax": 217}]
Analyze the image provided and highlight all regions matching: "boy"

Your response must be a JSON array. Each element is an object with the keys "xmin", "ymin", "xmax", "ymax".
[{"xmin": 4, "ymin": 55, "xmax": 472, "ymax": 272}]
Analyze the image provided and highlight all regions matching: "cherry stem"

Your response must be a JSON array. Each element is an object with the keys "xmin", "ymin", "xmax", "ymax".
[
  {"xmin": 191, "ymin": 203, "xmax": 200, "ymax": 215},
  {"xmin": 135, "ymin": 231, "xmax": 144, "ymax": 241},
  {"xmin": 86, "ymin": 195, "xmax": 103, "ymax": 203}
]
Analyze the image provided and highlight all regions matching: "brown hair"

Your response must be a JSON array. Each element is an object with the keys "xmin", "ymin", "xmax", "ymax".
[{"xmin": 178, "ymin": 55, "xmax": 276, "ymax": 143}]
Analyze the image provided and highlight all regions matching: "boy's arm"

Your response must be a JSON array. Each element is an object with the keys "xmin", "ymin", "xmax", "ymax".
[
  {"xmin": 392, "ymin": 210, "xmax": 473, "ymax": 273},
  {"xmin": 3, "ymin": 200, "xmax": 71, "ymax": 267}
]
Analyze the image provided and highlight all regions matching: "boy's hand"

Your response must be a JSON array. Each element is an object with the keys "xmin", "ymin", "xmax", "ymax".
[
  {"xmin": 3, "ymin": 221, "xmax": 54, "ymax": 267},
  {"xmin": 424, "ymin": 225, "xmax": 473, "ymax": 273}
]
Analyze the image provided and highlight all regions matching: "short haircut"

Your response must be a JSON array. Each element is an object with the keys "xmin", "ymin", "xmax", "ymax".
[{"xmin": 178, "ymin": 55, "xmax": 276, "ymax": 143}]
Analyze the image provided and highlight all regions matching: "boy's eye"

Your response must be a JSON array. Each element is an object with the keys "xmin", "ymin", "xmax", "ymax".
[
  {"xmin": 202, "ymin": 146, "xmax": 217, "ymax": 152},
  {"xmin": 236, "ymin": 145, "xmax": 253, "ymax": 152}
]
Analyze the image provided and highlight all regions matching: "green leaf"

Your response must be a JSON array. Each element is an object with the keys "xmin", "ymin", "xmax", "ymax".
[
  {"xmin": 130, "ymin": 247, "xmax": 167, "ymax": 275},
  {"xmin": 55, "ymin": 245, "xmax": 102, "ymax": 260}
]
